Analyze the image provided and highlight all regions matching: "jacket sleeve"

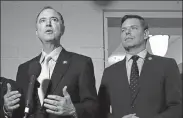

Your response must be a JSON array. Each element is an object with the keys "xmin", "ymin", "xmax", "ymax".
[
  {"xmin": 98, "ymin": 69, "xmax": 113, "ymax": 118},
  {"xmin": 154, "ymin": 59, "xmax": 182, "ymax": 118},
  {"xmin": 73, "ymin": 58, "xmax": 98, "ymax": 118},
  {"xmin": 0, "ymin": 77, "xmax": 24, "ymax": 118},
  {"xmin": 12, "ymin": 65, "xmax": 25, "ymax": 118}
]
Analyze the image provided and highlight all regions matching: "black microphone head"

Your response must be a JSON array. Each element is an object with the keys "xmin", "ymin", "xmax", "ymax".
[{"xmin": 28, "ymin": 61, "xmax": 41, "ymax": 77}]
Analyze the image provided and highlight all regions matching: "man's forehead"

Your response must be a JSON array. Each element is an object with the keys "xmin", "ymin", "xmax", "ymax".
[
  {"xmin": 122, "ymin": 18, "xmax": 141, "ymax": 27},
  {"xmin": 38, "ymin": 8, "xmax": 59, "ymax": 19}
]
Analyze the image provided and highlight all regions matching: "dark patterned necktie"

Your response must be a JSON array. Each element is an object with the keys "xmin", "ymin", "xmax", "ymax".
[{"xmin": 129, "ymin": 55, "xmax": 139, "ymax": 103}]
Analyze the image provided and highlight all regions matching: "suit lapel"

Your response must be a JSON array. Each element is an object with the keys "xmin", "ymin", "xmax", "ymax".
[
  {"xmin": 49, "ymin": 48, "xmax": 72, "ymax": 93},
  {"xmin": 121, "ymin": 58, "xmax": 132, "ymax": 99},
  {"xmin": 33, "ymin": 54, "xmax": 41, "ymax": 62},
  {"xmin": 120, "ymin": 58, "xmax": 130, "ymax": 90},
  {"xmin": 26, "ymin": 54, "xmax": 41, "ymax": 110},
  {"xmin": 118, "ymin": 58, "xmax": 133, "ymax": 110},
  {"xmin": 139, "ymin": 52, "xmax": 154, "ymax": 83}
]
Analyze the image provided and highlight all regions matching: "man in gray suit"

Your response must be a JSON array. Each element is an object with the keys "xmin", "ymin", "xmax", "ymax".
[
  {"xmin": 4, "ymin": 6, "xmax": 98, "ymax": 118},
  {"xmin": 98, "ymin": 15, "xmax": 182, "ymax": 118}
]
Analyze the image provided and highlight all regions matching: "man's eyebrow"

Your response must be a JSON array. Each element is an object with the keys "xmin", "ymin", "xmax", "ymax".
[
  {"xmin": 39, "ymin": 16, "xmax": 58, "ymax": 19},
  {"xmin": 39, "ymin": 17, "xmax": 46, "ymax": 20},
  {"xmin": 50, "ymin": 16, "xmax": 58, "ymax": 19},
  {"xmin": 39, "ymin": 17, "xmax": 59, "ymax": 20},
  {"xmin": 131, "ymin": 25, "xmax": 139, "ymax": 27},
  {"xmin": 121, "ymin": 25, "xmax": 139, "ymax": 28}
]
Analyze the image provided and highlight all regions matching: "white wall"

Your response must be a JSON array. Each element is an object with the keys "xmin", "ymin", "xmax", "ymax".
[
  {"xmin": 1, "ymin": 1, "xmax": 182, "ymax": 90},
  {"xmin": 166, "ymin": 36, "xmax": 182, "ymax": 65}
]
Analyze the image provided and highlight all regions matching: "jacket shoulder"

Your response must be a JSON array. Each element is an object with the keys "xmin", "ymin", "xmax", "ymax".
[
  {"xmin": 105, "ymin": 59, "xmax": 125, "ymax": 72},
  {"xmin": 18, "ymin": 55, "xmax": 40, "ymax": 69},
  {"xmin": 68, "ymin": 51, "xmax": 92, "ymax": 62},
  {"xmin": 150, "ymin": 54, "xmax": 177, "ymax": 64}
]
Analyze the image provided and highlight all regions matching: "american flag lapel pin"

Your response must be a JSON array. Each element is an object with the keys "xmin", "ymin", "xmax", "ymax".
[
  {"xmin": 148, "ymin": 57, "xmax": 152, "ymax": 60},
  {"xmin": 63, "ymin": 60, "xmax": 68, "ymax": 64}
]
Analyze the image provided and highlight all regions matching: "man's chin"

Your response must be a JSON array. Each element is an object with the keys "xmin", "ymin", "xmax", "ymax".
[
  {"xmin": 42, "ymin": 37, "xmax": 55, "ymax": 41},
  {"xmin": 45, "ymin": 38, "xmax": 54, "ymax": 41},
  {"xmin": 40, "ymin": 38, "xmax": 54, "ymax": 43},
  {"xmin": 124, "ymin": 45, "xmax": 135, "ymax": 51}
]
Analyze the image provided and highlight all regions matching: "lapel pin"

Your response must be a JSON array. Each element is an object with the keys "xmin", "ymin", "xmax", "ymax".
[
  {"xmin": 63, "ymin": 61, "xmax": 68, "ymax": 64},
  {"xmin": 148, "ymin": 57, "xmax": 152, "ymax": 60}
]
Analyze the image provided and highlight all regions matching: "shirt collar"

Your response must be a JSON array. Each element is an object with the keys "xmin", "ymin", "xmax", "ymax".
[
  {"xmin": 126, "ymin": 49, "xmax": 147, "ymax": 62},
  {"xmin": 40, "ymin": 46, "xmax": 62, "ymax": 63}
]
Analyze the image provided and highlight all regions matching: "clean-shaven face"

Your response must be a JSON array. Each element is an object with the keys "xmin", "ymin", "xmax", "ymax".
[
  {"xmin": 121, "ymin": 18, "xmax": 148, "ymax": 50},
  {"xmin": 36, "ymin": 8, "xmax": 64, "ymax": 43}
]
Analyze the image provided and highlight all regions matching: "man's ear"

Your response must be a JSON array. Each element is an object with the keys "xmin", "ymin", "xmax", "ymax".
[
  {"xmin": 61, "ymin": 25, "xmax": 65, "ymax": 36},
  {"xmin": 144, "ymin": 29, "xmax": 149, "ymax": 40},
  {"xmin": 36, "ymin": 30, "xmax": 38, "ymax": 36}
]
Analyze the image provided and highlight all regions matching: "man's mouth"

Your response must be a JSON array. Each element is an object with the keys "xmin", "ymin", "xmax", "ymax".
[
  {"xmin": 45, "ymin": 30, "xmax": 53, "ymax": 34},
  {"xmin": 125, "ymin": 37, "xmax": 133, "ymax": 41}
]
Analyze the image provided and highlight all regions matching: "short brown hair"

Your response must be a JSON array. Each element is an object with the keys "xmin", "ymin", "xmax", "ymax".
[{"xmin": 121, "ymin": 15, "xmax": 148, "ymax": 30}]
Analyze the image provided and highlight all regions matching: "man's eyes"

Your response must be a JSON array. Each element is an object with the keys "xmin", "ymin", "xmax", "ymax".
[
  {"xmin": 39, "ymin": 18, "xmax": 59, "ymax": 23},
  {"xmin": 121, "ymin": 26, "xmax": 138, "ymax": 32},
  {"xmin": 131, "ymin": 26, "xmax": 138, "ymax": 29},
  {"xmin": 39, "ymin": 19, "xmax": 46, "ymax": 23},
  {"xmin": 121, "ymin": 29, "xmax": 126, "ymax": 32},
  {"xmin": 51, "ymin": 18, "xmax": 58, "ymax": 22}
]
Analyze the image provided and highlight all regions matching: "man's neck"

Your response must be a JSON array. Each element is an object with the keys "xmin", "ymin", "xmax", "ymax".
[
  {"xmin": 126, "ymin": 46, "xmax": 146, "ymax": 55},
  {"xmin": 42, "ymin": 43, "xmax": 61, "ymax": 54}
]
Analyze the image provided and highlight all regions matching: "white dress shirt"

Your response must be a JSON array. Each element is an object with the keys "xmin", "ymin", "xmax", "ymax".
[
  {"xmin": 37, "ymin": 46, "xmax": 62, "ymax": 105},
  {"xmin": 38, "ymin": 46, "xmax": 62, "ymax": 79},
  {"xmin": 126, "ymin": 49, "xmax": 147, "ymax": 84}
]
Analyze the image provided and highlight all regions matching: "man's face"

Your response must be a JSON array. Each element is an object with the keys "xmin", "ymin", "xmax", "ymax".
[
  {"xmin": 36, "ymin": 8, "xmax": 64, "ymax": 43},
  {"xmin": 120, "ymin": 18, "xmax": 148, "ymax": 50}
]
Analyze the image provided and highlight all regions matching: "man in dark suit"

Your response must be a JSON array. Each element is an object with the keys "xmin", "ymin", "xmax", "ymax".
[
  {"xmin": 98, "ymin": 15, "xmax": 182, "ymax": 118},
  {"xmin": 5, "ymin": 6, "xmax": 98, "ymax": 118},
  {"xmin": 0, "ymin": 77, "xmax": 23, "ymax": 118}
]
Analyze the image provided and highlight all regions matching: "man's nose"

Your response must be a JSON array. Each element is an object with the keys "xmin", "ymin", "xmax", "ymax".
[
  {"xmin": 46, "ymin": 20, "xmax": 52, "ymax": 27},
  {"xmin": 125, "ymin": 28, "xmax": 131, "ymax": 34}
]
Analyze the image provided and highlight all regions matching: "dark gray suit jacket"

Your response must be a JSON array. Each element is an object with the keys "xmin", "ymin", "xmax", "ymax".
[
  {"xmin": 16, "ymin": 48, "xmax": 98, "ymax": 118},
  {"xmin": 98, "ymin": 53, "xmax": 182, "ymax": 118}
]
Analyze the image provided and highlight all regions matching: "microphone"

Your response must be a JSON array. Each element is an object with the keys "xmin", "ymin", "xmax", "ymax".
[{"xmin": 24, "ymin": 61, "xmax": 41, "ymax": 117}]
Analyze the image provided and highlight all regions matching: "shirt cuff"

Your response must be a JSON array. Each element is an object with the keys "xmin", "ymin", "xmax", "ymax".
[
  {"xmin": 71, "ymin": 112, "xmax": 77, "ymax": 118},
  {"xmin": 3, "ymin": 105, "xmax": 12, "ymax": 118},
  {"xmin": 70, "ymin": 107, "xmax": 78, "ymax": 118}
]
